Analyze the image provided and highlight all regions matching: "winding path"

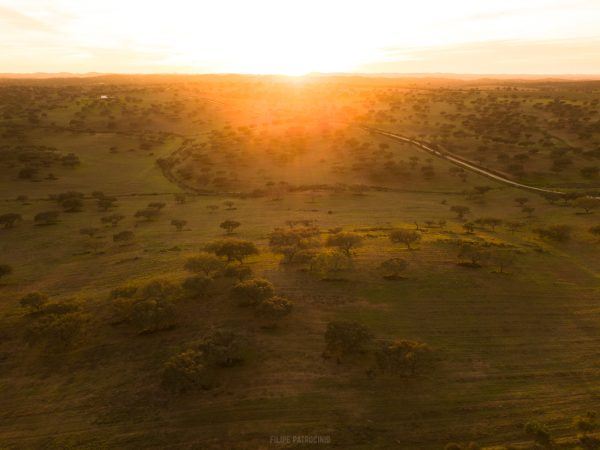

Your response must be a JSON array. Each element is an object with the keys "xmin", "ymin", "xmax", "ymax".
[{"xmin": 366, "ymin": 127, "xmax": 566, "ymax": 196}]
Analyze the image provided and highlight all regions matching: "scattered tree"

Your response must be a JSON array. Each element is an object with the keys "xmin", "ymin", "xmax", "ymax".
[
  {"xmin": 458, "ymin": 243, "xmax": 490, "ymax": 267},
  {"xmin": 171, "ymin": 219, "xmax": 187, "ymax": 231},
  {"xmin": 134, "ymin": 208, "xmax": 160, "ymax": 221},
  {"xmin": 20, "ymin": 292, "xmax": 48, "ymax": 312},
  {"xmin": 256, "ymin": 296, "xmax": 293, "ymax": 325},
  {"xmin": 182, "ymin": 275, "xmax": 213, "ymax": 299},
  {"xmin": 0, "ymin": 264, "xmax": 13, "ymax": 281},
  {"xmin": 113, "ymin": 230, "xmax": 134, "ymax": 244},
  {"xmin": 325, "ymin": 231, "xmax": 363, "ymax": 257},
  {"xmin": 80, "ymin": 227, "xmax": 99, "ymax": 238},
  {"xmin": 535, "ymin": 225, "xmax": 572, "ymax": 242},
  {"xmin": 524, "ymin": 421, "xmax": 552, "ymax": 449},
  {"xmin": 184, "ymin": 253, "xmax": 225, "ymax": 277},
  {"xmin": 379, "ymin": 258, "xmax": 409, "ymax": 280},
  {"xmin": 231, "ymin": 278, "xmax": 274, "ymax": 306},
  {"xmin": 324, "ymin": 321, "xmax": 373, "ymax": 360},
  {"xmin": 0, "ymin": 213, "xmax": 22, "ymax": 229},
  {"xmin": 389, "ymin": 229, "xmax": 421, "ymax": 249},
  {"xmin": 161, "ymin": 350, "xmax": 213, "ymax": 393},
  {"xmin": 310, "ymin": 250, "xmax": 353, "ymax": 280},
  {"xmin": 374, "ymin": 340, "xmax": 433, "ymax": 376},
  {"xmin": 220, "ymin": 219, "xmax": 241, "ymax": 234},
  {"xmin": 174, "ymin": 193, "xmax": 187, "ymax": 204},
  {"xmin": 574, "ymin": 197, "xmax": 600, "ymax": 214},
  {"xmin": 205, "ymin": 239, "xmax": 259, "ymax": 263},
  {"xmin": 515, "ymin": 197, "xmax": 529, "ymax": 207},
  {"xmin": 101, "ymin": 213, "xmax": 125, "ymax": 227},
  {"xmin": 34, "ymin": 211, "xmax": 59, "ymax": 226},
  {"xmin": 198, "ymin": 329, "xmax": 248, "ymax": 367},
  {"xmin": 450, "ymin": 205, "xmax": 471, "ymax": 220}
]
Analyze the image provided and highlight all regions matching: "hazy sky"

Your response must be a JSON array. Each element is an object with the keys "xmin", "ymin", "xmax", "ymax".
[{"xmin": 2, "ymin": 0, "xmax": 600, "ymax": 75}]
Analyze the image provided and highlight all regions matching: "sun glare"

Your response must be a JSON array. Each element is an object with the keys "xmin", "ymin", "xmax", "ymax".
[{"xmin": 2, "ymin": 0, "xmax": 600, "ymax": 74}]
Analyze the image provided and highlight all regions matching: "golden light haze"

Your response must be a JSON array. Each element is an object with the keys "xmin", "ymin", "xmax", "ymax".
[{"xmin": 2, "ymin": 0, "xmax": 600, "ymax": 75}]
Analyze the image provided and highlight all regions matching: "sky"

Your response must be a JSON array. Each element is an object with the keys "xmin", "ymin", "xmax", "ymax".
[{"xmin": 1, "ymin": 0, "xmax": 600, "ymax": 75}]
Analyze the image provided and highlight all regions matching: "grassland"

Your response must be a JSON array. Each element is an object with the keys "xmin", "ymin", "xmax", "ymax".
[{"xmin": 0, "ymin": 75, "xmax": 599, "ymax": 449}]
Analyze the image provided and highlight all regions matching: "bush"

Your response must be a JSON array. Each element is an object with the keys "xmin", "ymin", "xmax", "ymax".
[
  {"xmin": 113, "ymin": 230, "xmax": 134, "ymax": 243},
  {"xmin": 379, "ymin": 258, "xmax": 409, "ymax": 279},
  {"xmin": 324, "ymin": 321, "xmax": 373, "ymax": 359},
  {"xmin": 38, "ymin": 301, "xmax": 79, "ymax": 316},
  {"xmin": 198, "ymin": 329, "xmax": 248, "ymax": 367},
  {"xmin": 257, "ymin": 296, "xmax": 293, "ymax": 322},
  {"xmin": 534, "ymin": 225, "xmax": 572, "ymax": 242},
  {"xmin": 134, "ymin": 208, "xmax": 160, "ymax": 221},
  {"xmin": 171, "ymin": 219, "xmax": 187, "ymax": 231},
  {"xmin": 524, "ymin": 421, "xmax": 552, "ymax": 448},
  {"xmin": 231, "ymin": 278, "xmax": 274, "ymax": 306},
  {"xmin": 101, "ymin": 213, "xmax": 125, "ymax": 227},
  {"xmin": 60, "ymin": 197, "xmax": 84, "ymax": 213},
  {"xmin": 34, "ymin": 211, "xmax": 59, "ymax": 225},
  {"xmin": 109, "ymin": 284, "xmax": 138, "ymax": 299},
  {"xmin": 0, "ymin": 213, "xmax": 22, "ymax": 229},
  {"xmin": 450, "ymin": 205, "xmax": 470, "ymax": 220},
  {"xmin": 0, "ymin": 264, "xmax": 12, "ymax": 281},
  {"xmin": 25, "ymin": 312, "xmax": 87, "ymax": 350},
  {"xmin": 161, "ymin": 350, "xmax": 214, "ymax": 393},
  {"xmin": 574, "ymin": 411, "xmax": 597, "ymax": 434},
  {"xmin": 20, "ymin": 292, "xmax": 48, "ymax": 311},
  {"xmin": 374, "ymin": 340, "xmax": 433, "ymax": 376},
  {"xmin": 182, "ymin": 275, "xmax": 213, "ymax": 299},
  {"xmin": 130, "ymin": 297, "xmax": 177, "ymax": 334}
]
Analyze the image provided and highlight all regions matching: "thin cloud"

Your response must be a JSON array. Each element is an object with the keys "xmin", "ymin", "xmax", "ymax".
[
  {"xmin": 0, "ymin": 5, "xmax": 54, "ymax": 32},
  {"xmin": 363, "ymin": 38, "xmax": 600, "ymax": 74}
]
